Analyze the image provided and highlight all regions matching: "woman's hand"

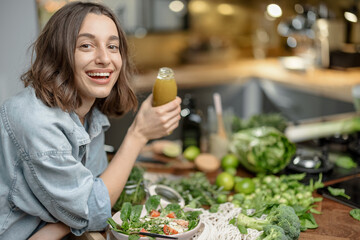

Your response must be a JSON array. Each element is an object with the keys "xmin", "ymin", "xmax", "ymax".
[
  {"xmin": 129, "ymin": 94, "xmax": 182, "ymax": 143},
  {"xmin": 101, "ymin": 95, "xmax": 181, "ymax": 205}
]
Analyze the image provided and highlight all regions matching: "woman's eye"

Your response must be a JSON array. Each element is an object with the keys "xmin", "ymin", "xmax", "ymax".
[
  {"xmin": 109, "ymin": 45, "xmax": 119, "ymax": 50},
  {"xmin": 80, "ymin": 44, "xmax": 91, "ymax": 49}
]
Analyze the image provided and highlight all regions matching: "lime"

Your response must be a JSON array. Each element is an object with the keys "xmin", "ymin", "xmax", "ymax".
[
  {"xmin": 216, "ymin": 194, "xmax": 227, "ymax": 204},
  {"xmin": 234, "ymin": 178, "xmax": 255, "ymax": 194},
  {"xmin": 215, "ymin": 172, "xmax": 235, "ymax": 191},
  {"xmin": 183, "ymin": 146, "xmax": 201, "ymax": 161},
  {"xmin": 225, "ymin": 167, "xmax": 237, "ymax": 176},
  {"xmin": 221, "ymin": 154, "xmax": 239, "ymax": 170},
  {"xmin": 234, "ymin": 176, "xmax": 243, "ymax": 183},
  {"xmin": 162, "ymin": 142, "xmax": 182, "ymax": 158}
]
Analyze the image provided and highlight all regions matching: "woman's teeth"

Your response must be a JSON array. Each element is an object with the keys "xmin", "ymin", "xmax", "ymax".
[{"xmin": 87, "ymin": 72, "xmax": 110, "ymax": 78}]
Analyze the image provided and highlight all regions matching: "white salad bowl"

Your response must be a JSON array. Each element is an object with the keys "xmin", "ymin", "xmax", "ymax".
[{"xmin": 109, "ymin": 207, "xmax": 203, "ymax": 240}]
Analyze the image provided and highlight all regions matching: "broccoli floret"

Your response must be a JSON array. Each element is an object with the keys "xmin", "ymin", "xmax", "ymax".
[
  {"xmin": 237, "ymin": 205, "xmax": 300, "ymax": 240},
  {"xmin": 259, "ymin": 225, "xmax": 287, "ymax": 240}
]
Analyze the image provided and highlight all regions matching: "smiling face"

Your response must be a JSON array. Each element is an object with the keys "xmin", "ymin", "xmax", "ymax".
[{"xmin": 74, "ymin": 13, "xmax": 122, "ymax": 105}]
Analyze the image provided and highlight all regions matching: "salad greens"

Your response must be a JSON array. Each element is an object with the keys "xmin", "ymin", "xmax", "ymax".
[
  {"xmin": 335, "ymin": 156, "xmax": 358, "ymax": 169},
  {"xmin": 108, "ymin": 195, "xmax": 202, "ymax": 240},
  {"xmin": 157, "ymin": 172, "xmax": 227, "ymax": 209},
  {"xmin": 350, "ymin": 209, "xmax": 360, "ymax": 221},
  {"xmin": 327, "ymin": 186, "xmax": 351, "ymax": 200},
  {"xmin": 229, "ymin": 126, "xmax": 296, "ymax": 174}
]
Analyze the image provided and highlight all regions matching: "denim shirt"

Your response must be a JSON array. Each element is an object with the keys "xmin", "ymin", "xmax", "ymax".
[{"xmin": 0, "ymin": 87, "xmax": 112, "ymax": 239}]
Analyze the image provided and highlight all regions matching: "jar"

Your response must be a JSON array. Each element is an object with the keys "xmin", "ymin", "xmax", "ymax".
[{"xmin": 112, "ymin": 180, "xmax": 146, "ymax": 211}]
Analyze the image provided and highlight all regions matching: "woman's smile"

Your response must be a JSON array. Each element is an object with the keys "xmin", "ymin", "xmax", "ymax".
[{"xmin": 86, "ymin": 69, "xmax": 113, "ymax": 85}]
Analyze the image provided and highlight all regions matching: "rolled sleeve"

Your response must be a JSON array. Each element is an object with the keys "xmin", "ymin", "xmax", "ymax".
[{"xmin": 71, "ymin": 177, "xmax": 111, "ymax": 236}]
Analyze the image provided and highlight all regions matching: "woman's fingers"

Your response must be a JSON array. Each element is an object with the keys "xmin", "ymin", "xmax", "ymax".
[
  {"xmin": 131, "ymin": 95, "xmax": 182, "ymax": 140},
  {"xmin": 153, "ymin": 96, "xmax": 182, "ymax": 113}
]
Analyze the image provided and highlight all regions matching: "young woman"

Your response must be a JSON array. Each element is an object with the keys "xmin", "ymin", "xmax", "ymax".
[{"xmin": 0, "ymin": 2, "xmax": 181, "ymax": 239}]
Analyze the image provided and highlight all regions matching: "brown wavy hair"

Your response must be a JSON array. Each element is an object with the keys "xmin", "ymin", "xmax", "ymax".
[{"xmin": 21, "ymin": 1, "xmax": 137, "ymax": 117}]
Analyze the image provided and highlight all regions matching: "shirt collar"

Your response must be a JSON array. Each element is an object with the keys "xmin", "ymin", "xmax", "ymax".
[{"xmin": 70, "ymin": 107, "xmax": 110, "ymax": 145}]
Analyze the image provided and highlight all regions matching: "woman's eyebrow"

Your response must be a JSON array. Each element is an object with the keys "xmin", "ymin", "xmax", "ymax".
[
  {"xmin": 109, "ymin": 35, "xmax": 120, "ymax": 41},
  {"xmin": 77, "ymin": 33, "xmax": 119, "ymax": 41},
  {"xmin": 77, "ymin": 33, "xmax": 95, "ymax": 39}
]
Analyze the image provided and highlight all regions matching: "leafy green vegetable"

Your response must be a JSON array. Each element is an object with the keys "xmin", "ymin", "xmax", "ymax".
[
  {"xmin": 108, "ymin": 196, "xmax": 201, "ymax": 239},
  {"xmin": 120, "ymin": 202, "xmax": 132, "ymax": 222},
  {"xmin": 229, "ymin": 126, "xmax": 296, "ymax": 174},
  {"xmin": 145, "ymin": 195, "xmax": 161, "ymax": 213},
  {"xmin": 157, "ymin": 172, "xmax": 227, "ymax": 208},
  {"xmin": 327, "ymin": 186, "xmax": 351, "ymax": 199},
  {"xmin": 229, "ymin": 173, "xmax": 323, "ymax": 231},
  {"xmin": 236, "ymin": 205, "xmax": 301, "ymax": 240},
  {"xmin": 298, "ymin": 212, "xmax": 318, "ymax": 231},
  {"xmin": 130, "ymin": 205, "xmax": 143, "ymax": 222},
  {"xmin": 335, "ymin": 156, "xmax": 358, "ymax": 169},
  {"xmin": 232, "ymin": 113, "xmax": 288, "ymax": 133},
  {"xmin": 113, "ymin": 167, "xmax": 146, "ymax": 211},
  {"xmin": 350, "ymin": 209, "xmax": 360, "ymax": 221},
  {"xmin": 163, "ymin": 203, "xmax": 181, "ymax": 214}
]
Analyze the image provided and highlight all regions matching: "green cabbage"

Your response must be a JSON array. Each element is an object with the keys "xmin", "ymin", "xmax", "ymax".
[{"xmin": 229, "ymin": 126, "xmax": 296, "ymax": 174}]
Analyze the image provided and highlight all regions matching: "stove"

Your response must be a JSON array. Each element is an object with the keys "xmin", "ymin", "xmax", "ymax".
[{"xmin": 281, "ymin": 133, "xmax": 360, "ymax": 184}]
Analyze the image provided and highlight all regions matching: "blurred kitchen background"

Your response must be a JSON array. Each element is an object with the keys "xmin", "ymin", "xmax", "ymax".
[
  {"xmin": 2, "ymin": 0, "xmax": 360, "ymax": 149},
  {"xmin": 34, "ymin": 0, "xmax": 360, "ymax": 71}
]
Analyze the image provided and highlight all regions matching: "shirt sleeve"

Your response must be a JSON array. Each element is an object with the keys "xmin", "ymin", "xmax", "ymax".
[
  {"xmin": 71, "ymin": 177, "xmax": 111, "ymax": 235},
  {"xmin": 22, "ymin": 152, "xmax": 112, "ymax": 234}
]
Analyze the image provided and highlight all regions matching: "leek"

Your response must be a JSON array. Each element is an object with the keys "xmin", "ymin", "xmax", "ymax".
[{"xmin": 285, "ymin": 117, "xmax": 360, "ymax": 143}]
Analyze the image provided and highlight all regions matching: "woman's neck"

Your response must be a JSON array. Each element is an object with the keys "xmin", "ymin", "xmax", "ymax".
[{"xmin": 75, "ymin": 98, "xmax": 95, "ymax": 125}]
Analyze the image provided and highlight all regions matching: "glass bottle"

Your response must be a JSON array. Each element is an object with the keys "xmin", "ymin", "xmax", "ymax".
[
  {"xmin": 181, "ymin": 94, "xmax": 202, "ymax": 151},
  {"xmin": 152, "ymin": 67, "xmax": 177, "ymax": 107}
]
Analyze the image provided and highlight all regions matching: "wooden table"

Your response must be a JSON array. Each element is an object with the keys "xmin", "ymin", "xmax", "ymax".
[
  {"xmin": 68, "ymin": 169, "xmax": 360, "ymax": 240},
  {"xmin": 300, "ymin": 175, "xmax": 360, "ymax": 240}
]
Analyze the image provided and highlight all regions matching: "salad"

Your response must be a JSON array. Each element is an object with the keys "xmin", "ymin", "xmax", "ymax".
[{"xmin": 108, "ymin": 195, "xmax": 202, "ymax": 240}]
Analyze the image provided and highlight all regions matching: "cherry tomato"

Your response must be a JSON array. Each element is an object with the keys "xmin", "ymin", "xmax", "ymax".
[
  {"xmin": 150, "ymin": 210, "xmax": 160, "ymax": 217},
  {"xmin": 167, "ymin": 212, "xmax": 176, "ymax": 218},
  {"xmin": 163, "ymin": 224, "xmax": 178, "ymax": 235}
]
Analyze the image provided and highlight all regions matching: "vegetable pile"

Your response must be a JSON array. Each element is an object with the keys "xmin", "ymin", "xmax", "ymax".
[
  {"xmin": 229, "ymin": 126, "xmax": 296, "ymax": 174},
  {"xmin": 157, "ymin": 172, "xmax": 228, "ymax": 209},
  {"xmin": 232, "ymin": 113, "xmax": 288, "ymax": 133},
  {"xmin": 108, "ymin": 195, "xmax": 202, "ymax": 240},
  {"xmin": 229, "ymin": 173, "xmax": 323, "ymax": 231},
  {"xmin": 231, "ymin": 204, "xmax": 301, "ymax": 240}
]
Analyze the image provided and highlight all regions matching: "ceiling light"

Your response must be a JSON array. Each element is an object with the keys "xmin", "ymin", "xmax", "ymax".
[
  {"xmin": 266, "ymin": 4, "xmax": 282, "ymax": 18},
  {"xmin": 344, "ymin": 11, "xmax": 358, "ymax": 23},
  {"xmin": 169, "ymin": 0, "xmax": 184, "ymax": 13},
  {"xmin": 217, "ymin": 3, "xmax": 234, "ymax": 16}
]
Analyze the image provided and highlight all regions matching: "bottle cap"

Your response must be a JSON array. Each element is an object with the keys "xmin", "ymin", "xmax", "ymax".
[{"xmin": 157, "ymin": 67, "xmax": 175, "ymax": 80}]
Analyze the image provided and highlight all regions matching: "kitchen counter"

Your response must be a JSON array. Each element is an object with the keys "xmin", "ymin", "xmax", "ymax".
[
  {"xmin": 132, "ymin": 58, "xmax": 360, "ymax": 103},
  {"xmin": 68, "ymin": 171, "xmax": 360, "ymax": 240}
]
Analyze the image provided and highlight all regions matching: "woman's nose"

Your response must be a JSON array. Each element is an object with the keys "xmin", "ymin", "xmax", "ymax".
[{"xmin": 95, "ymin": 47, "xmax": 110, "ymax": 65}]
